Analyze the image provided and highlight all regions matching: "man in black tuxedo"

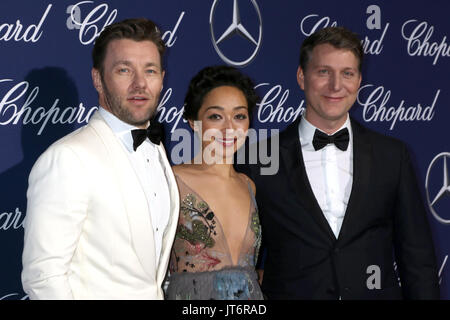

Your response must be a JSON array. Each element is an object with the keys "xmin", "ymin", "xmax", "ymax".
[{"xmin": 240, "ymin": 27, "xmax": 439, "ymax": 299}]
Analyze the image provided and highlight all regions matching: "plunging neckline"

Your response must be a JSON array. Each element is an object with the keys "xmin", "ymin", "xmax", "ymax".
[{"xmin": 175, "ymin": 174, "xmax": 253, "ymax": 266}]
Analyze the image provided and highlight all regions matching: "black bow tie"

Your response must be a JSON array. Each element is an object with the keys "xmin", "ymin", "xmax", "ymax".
[
  {"xmin": 312, "ymin": 127, "xmax": 349, "ymax": 151},
  {"xmin": 131, "ymin": 118, "xmax": 164, "ymax": 151}
]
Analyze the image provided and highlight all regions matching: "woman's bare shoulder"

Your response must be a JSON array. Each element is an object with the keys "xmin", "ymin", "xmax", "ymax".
[
  {"xmin": 172, "ymin": 164, "xmax": 202, "ymax": 184},
  {"xmin": 172, "ymin": 164, "xmax": 192, "ymax": 175}
]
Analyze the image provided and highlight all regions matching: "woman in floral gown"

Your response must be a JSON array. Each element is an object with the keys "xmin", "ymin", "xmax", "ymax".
[{"xmin": 165, "ymin": 66, "xmax": 263, "ymax": 300}]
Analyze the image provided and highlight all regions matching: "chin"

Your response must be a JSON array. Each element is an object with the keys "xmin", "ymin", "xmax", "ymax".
[{"xmin": 321, "ymin": 110, "xmax": 348, "ymax": 121}]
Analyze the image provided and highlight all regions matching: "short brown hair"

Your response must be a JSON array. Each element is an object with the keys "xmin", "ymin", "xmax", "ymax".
[
  {"xmin": 299, "ymin": 26, "xmax": 363, "ymax": 72},
  {"xmin": 92, "ymin": 18, "xmax": 165, "ymax": 75}
]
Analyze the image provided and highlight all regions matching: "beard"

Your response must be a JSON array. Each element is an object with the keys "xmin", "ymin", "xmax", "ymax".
[{"xmin": 101, "ymin": 77, "xmax": 159, "ymax": 127}]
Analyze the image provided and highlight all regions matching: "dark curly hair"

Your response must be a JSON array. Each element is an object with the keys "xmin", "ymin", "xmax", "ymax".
[{"xmin": 183, "ymin": 65, "xmax": 259, "ymax": 122}]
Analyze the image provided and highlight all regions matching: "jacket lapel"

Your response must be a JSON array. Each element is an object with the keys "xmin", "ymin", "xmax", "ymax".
[
  {"xmin": 89, "ymin": 111, "xmax": 157, "ymax": 280},
  {"xmin": 280, "ymin": 118, "xmax": 336, "ymax": 242},
  {"xmin": 337, "ymin": 118, "xmax": 372, "ymax": 243},
  {"xmin": 155, "ymin": 143, "xmax": 180, "ymax": 284}
]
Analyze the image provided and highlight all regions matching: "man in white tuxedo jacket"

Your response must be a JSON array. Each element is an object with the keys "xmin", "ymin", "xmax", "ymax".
[{"xmin": 22, "ymin": 18, "xmax": 179, "ymax": 299}]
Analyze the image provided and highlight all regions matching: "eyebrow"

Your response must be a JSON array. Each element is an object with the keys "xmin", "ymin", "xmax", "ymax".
[
  {"xmin": 113, "ymin": 60, "xmax": 161, "ymax": 69},
  {"xmin": 314, "ymin": 64, "xmax": 358, "ymax": 70},
  {"xmin": 205, "ymin": 106, "xmax": 248, "ymax": 111}
]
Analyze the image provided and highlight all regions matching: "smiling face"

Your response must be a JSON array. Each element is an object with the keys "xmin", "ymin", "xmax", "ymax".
[
  {"xmin": 190, "ymin": 85, "xmax": 250, "ymax": 162},
  {"xmin": 297, "ymin": 43, "xmax": 361, "ymax": 133},
  {"xmin": 92, "ymin": 39, "xmax": 164, "ymax": 129}
]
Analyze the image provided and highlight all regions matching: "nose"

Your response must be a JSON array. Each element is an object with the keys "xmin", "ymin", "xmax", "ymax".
[
  {"xmin": 329, "ymin": 73, "xmax": 342, "ymax": 92},
  {"xmin": 132, "ymin": 71, "xmax": 146, "ymax": 90},
  {"xmin": 222, "ymin": 117, "xmax": 235, "ymax": 137},
  {"xmin": 224, "ymin": 117, "xmax": 234, "ymax": 130}
]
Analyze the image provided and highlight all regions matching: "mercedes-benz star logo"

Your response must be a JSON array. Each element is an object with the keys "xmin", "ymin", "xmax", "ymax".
[
  {"xmin": 210, "ymin": 0, "xmax": 263, "ymax": 67},
  {"xmin": 425, "ymin": 152, "xmax": 450, "ymax": 224}
]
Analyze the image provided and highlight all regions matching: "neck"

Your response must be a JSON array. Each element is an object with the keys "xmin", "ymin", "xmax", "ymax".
[
  {"xmin": 99, "ymin": 104, "xmax": 149, "ymax": 129},
  {"xmin": 304, "ymin": 111, "xmax": 348, "ymax": 135},
  {"xmin": 190, "ymin": 156, "xmax": 237, "ymax": 178}
]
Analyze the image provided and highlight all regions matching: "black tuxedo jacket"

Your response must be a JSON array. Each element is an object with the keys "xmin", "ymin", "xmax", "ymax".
[{"xmin": 239, "ymin": 117, "xmax": 439, "ymax": 299}]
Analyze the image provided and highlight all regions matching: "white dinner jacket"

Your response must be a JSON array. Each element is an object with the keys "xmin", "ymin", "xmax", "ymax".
[{"xmin": 22, "ymin": 111, "xmax": 179, "ymax": 299}]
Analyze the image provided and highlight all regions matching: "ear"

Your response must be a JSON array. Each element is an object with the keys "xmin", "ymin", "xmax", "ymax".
[
  {"xmin": 297, "ymin": 66, "xmax": 305, "ymax": 90},
  {"xmin": 188, "ymin": 119, "xmax": 196, "ymax": 131},
  {"xmin": 91, "ymin": 68, "xmax": 103, "ymax": 94}
]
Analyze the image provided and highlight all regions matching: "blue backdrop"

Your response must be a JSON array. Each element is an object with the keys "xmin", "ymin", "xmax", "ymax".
[{"xmin": 0, "ymin": 0, "xmax": 449, "ymax": 299}]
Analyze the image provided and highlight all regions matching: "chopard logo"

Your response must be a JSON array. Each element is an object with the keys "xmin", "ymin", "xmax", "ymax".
[
  {"xmin": 66, "ymin": 1, "xmax": 117, "ymax": 45},
  {"xmin": 425, "ymin": 152, "xmax": 450, "ymax": 224},
  {"xmin": 209, "ymin": 0, "xmax": 263, "ymax": 67}
]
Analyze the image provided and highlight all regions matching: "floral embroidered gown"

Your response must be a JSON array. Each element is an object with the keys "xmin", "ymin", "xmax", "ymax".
[{"xmin": 166, "ymin": 175, "xmax": 263, "ymax": 300}]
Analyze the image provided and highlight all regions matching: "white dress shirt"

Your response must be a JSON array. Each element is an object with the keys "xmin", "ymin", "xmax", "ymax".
[
  {"xmin": 99, "ymin": 107, "xmax": 170, "ymax": 267},
  {"xmin": 298, "ymin": 114, "xmax": 353, "ymax": 238}
]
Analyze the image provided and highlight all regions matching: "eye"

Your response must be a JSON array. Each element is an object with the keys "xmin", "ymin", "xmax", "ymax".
[
  {"xmin": 118, "ymin": 68, "xmax": 130, "ymax": 74},
  {"xmin": 235, "ymin": 113, "xmax": 248, "ymax": 120},
  {"xmin": 207, "ymin": 114, "xmax": 222, "ymax": 120},
  {"xmin": 343, "ymin": 70, "xmax": 355, "ymax": 78},
  {"xmin": 146, "ymin": 69, "xmax": 157, "ymax": 74},
  {"xmin": 318, "ymin": 69, "xmax": 329, "ymax": 75}
]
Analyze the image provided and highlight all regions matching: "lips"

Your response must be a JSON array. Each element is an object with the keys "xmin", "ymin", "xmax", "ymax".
[
  {"xmin": 324, "ymin": 95, "xmax": 344, "ymax": 102},
  {"xmin": 127, "ymin": 95, "xmax": 149, "ymax": 105},
  {"xmin": 215, "ymin": 137, "xmax": 236, "ymax": 147}
]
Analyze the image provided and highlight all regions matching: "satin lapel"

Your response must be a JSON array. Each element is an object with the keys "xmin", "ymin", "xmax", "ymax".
[
  {"xmin": 155, "ymin": 143, "xmax": 180, "ymax": 284},
  {"xmin": 280, "ymin": 118, "xmax": 336, "ymax": 242},
  {"xmin": 337, "ymin": 118, "xmax": 372, "ymax": 243},
  {"xmin": 89, "ymin": 112, "xmax": 157, "ymax": 279}
]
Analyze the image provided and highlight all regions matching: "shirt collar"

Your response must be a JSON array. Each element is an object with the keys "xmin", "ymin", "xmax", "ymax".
[
  {"xmin": 98, "ymin": 106, "xmax": 150, "ymax": 153},
  {"xmin": 298, "ymin": 113, "xmax": 352, "ymax": 149}
]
